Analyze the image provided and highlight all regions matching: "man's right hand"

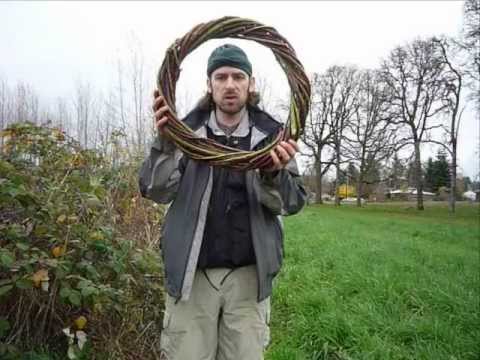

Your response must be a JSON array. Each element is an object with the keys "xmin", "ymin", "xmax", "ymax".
[{"xmin": 153, "ymin": 89, "xmax": 171, "ymax": 135}]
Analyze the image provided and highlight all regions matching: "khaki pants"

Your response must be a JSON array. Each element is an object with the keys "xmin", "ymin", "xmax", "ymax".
[{"xmin": 160, "ymin": 265, "xmax": 270, "ymax": 360}]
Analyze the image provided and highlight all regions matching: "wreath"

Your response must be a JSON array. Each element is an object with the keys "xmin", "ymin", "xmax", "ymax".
[{"xmin": 157, "ymin": 16, "xmax": 310, "ymax": 170}]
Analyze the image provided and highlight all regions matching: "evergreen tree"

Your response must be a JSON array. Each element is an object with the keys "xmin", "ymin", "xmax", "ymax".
[
  {"xmin": 424, "ymin": 157, "xmax": 435, "ymax": 192},
  {"xmin": 407, "ymin": 161, "xmax": 418, "ymax": 188},
  {"xmin": 362, "ymin": 159, "xmax": 382, "ymax": 198},
  {"xmin": 389, "ymin": 153, "xmax": 406, "ymax": 189},
  {"xmin": 346, "ymin": 162, "xmax": 359, "ymax": 183},
  {"xmin": 338, "ymin": 167, "xmax": 347, "ymax": 185},
  {"xmin": 472, "ymin": 180, "xmax": 480, "ymax": 191},
  {"xmin": 432, "ymin": 150, "xmax": 450, "ymax": 192},
  {"xmin": 364, "ymin": 159, "xmax": 381, "ymax": 185},
  {"xmin": 463, "ymin": 176, "xmax": 472, "ymax": 191}
]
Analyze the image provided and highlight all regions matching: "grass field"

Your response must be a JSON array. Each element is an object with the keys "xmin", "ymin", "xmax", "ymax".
[{"xmin": 266, "ymin": 202, "xmax": 479, "ymax": 360}]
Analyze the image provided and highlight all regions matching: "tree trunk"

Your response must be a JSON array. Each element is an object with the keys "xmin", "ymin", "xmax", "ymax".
[
  {"xmin": 334, "ymin": 146, "xmax": 341, "ymax": 206},
  {"xmin": 315, "ymin": 159, "xmax": 323, "ymax": 204},
  {"xmin": 414, "ymin": 140, "xmax": 424, "ymax": 210},
  {"xmin": 449, "ymin": 146, "xmax": 457, "ymax": 214},
  {"xmin": 356, "ymin": 174, "xmax": 363, "ymax": 207}
]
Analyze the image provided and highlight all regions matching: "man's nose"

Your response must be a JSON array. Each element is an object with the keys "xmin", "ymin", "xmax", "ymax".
[{"xmin": 225, "ymin": 76, "xmax": 235, "ymax": 88}]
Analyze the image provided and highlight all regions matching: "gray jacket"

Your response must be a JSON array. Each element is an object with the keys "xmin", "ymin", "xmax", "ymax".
[{"xmin": 138, "ymin": 106, "xmax": 306, "ymax": 302}]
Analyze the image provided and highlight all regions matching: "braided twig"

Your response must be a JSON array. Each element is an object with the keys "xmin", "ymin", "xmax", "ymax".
[{"xmin": 157, "ymin": 16, "xmax": 311, "ymax": 170}]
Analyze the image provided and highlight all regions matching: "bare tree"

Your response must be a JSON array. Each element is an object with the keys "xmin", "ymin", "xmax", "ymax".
[
  {"xmin": 14, "ymin": 82, "xmax": 40, "ymax": 124},
  {"xmin": 381, "ymin": 38, "xmax": 446, "ymax": 210},
  {"xmin": 15, "ymin": 83, "xmax": 28, "ymax": 123},
  {"xmin": 48, "ymin": 97, "xmax": 72, "ymax": 134},
  {"xmin": 301, "ymin": 72, "xmax": 336, "ymax": 203},
  {"xmin": 176, "ymin": 87, "xmax": 194, "ymax": 119},
  {"xmin": 326, "ymin": 66, "xmax": 361, "ymax": 206},
  {"xmin": 384, "ymin": 152, "xmax": 408, "ymax": 190},
  {"xmin": 128, "ymin": 32, "xmax": 147, "ymax": 153},
  {"xmin": 100, "ymin": 90, "xmax": 118, "ymax": 159},
  {"xmin": 255, "ymin": 74, "xmax": 276, "ymax": 115},
  {"xmin": 92, "ymin": 92, "xmax": 105, "ymax": 150},
  {"xmin": 424, "ymin": 37, "xmax": 468, "ymax": 214},
  {"xmin": 0, "ymin": 77, "xmax": 9, "ymax": 149},
  {"xmin": 462, "ymin": 0, "xmax": 480, "ymax": 86},
  {"xmin": 111, "ymin": 32, "xmax": 155, "ymax": 156},
  {"xmin": 116, "ymin": 58, "xmax": 130, "ymax": 150},
  {"xmin": 343, "ymin": 69, "xmax": 397, "ymax": 207},
  {"xmin": 73, "ymin": 79, "xmax": 95, "ymax": 148}
]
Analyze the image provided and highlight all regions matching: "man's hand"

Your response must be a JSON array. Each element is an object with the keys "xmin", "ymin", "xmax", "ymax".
[
  {"xmin": 152, "ymin": 89, "xmax": 171, "ymax": 135},
  {"xmin": 263, "ymin": 139, "xmax": 299, "ymax": 172}
]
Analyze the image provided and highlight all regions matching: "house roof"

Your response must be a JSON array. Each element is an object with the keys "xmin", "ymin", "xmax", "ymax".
[{"xmin": 389, "ymin": 188, "xmax": 435, "ymax": 196}]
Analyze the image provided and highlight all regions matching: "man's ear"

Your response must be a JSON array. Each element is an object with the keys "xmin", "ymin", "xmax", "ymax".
[
  {"xmin": 249, "ymin": 76, "xmax": 256, "ymax": 93},
  {"xmin": 207, "ymin": 78, "xmax": 212, "ymax": 94}
]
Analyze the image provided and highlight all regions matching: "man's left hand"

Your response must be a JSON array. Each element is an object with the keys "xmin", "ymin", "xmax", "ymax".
[{"xmin": 263, "ymin": 139, "xmax": 299, "ymax": 172}]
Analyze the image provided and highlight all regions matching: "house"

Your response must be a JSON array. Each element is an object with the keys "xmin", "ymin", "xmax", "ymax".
[
  {"xmin": 387, "ymin": 188, "xmax": 435, "ymax": 201},
  {"xmin": 341, "ymin": 197, "xmax": 366, "ymax": 205},
  {"xmin": 463, "ymin": 190, "xmax": 476, "ymax": 201},
  {"xmin": 306, "ymin": 192, "xmax": 334, "ymax": 204}
]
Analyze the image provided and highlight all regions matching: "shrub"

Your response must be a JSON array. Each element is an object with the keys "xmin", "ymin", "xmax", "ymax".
[{"xmin": 0, "ymin": 123, "xmax": 165, "ymax": 359}]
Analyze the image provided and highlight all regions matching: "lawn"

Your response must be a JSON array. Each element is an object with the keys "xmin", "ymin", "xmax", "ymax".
[{"xmin": 266, "ymin": 202, "xmax": 479, "ymax": 360}]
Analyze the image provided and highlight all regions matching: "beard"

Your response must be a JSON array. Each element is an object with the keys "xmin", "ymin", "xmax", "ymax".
[
  {"xmin": 217, "ymin": 101, "xmax": 245, "ymax": 115},
  {"xmin": 216, "ymin": 94, "xmax": 248, "ymax": 115}
]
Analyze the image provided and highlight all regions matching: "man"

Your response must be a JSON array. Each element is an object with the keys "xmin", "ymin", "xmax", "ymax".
[{"xmin": 139, "ymin": 44, "xmax": 306, "ymax": 360}]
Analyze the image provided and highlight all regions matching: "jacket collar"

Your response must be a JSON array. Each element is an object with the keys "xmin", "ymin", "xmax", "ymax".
[
  {"xmin": 190, "ymin": 106, "xmax": 272, "ymax": 149},
  {"xmin": 207, "ymin": 108, "xmax": 251, "ymax": 137}
]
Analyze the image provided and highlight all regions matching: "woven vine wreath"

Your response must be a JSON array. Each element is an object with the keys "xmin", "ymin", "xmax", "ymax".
[{"xmin": 157, "ymin": 16, "xmax": 311, "ymax": 170}]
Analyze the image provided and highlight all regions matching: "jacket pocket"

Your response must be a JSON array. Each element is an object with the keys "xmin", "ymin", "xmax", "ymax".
[{"xmin": 273, "ymin": 217, "xmax": 284, "ymax": 266}]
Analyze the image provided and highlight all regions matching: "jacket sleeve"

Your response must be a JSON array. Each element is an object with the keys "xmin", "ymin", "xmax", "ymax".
[
  {"xmin": 256, "ymin": 157, "xmax": 307, "ymax": 216},
  {"xmin": 138, "ymin": 136, "xmax": 185, "ymax": 204}
]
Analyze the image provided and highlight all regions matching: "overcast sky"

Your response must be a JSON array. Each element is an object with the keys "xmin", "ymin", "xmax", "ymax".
[{"xmin": 1, "ymin": 1, "xmax": 478, "ymax": 179}]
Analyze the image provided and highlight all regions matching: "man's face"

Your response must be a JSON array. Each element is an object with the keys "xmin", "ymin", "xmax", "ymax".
[{"xmin": 207, "ymin": 66, "xmax": 255, "ymax": 115}]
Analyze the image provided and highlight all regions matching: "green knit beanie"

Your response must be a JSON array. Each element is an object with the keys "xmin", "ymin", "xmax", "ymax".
[{"xmin": 207, "ymin": 44, "xmax": 252, "ymax": 77}]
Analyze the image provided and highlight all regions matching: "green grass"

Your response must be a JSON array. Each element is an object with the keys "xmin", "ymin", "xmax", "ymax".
[{"xmin": 266, "ymin": 202, "xmax": 479, "ymax": 360}]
